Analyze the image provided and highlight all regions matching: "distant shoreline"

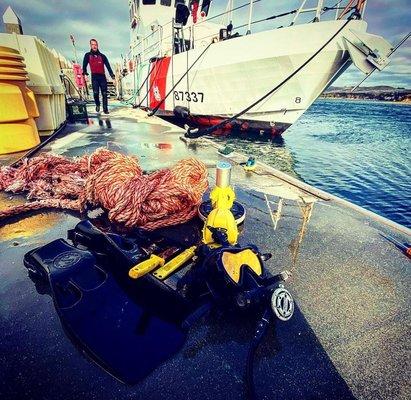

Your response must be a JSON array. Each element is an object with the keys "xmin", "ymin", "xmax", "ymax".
[
  {"xmin": 319, "ymin": 96, "xmax": 411, "ymax": 105},
  {"xmin": 321, "ymin": 86, "xmax": 411, "ymax": 105}
]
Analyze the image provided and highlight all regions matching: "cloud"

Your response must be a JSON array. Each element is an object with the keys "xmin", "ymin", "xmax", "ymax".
[
  {"xmin": 0, "ymin": 0, "xmax": 409, "ymax": 86},
  {"xmin": 0, "ymin": 0, "xmax": 129, "ymax": 66}
]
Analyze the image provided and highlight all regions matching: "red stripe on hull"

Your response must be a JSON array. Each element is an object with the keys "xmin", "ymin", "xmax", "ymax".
[
  {"xmin": 188, "ymin": 115, "xmax": 288, "ymax": 137},
  {"xmin": 149, "ymin": 57, "xmax": 171, "ymax": 110},
  {"xmin": 145, "ymin": 108, "xmax": 291, "ymax": 138}
]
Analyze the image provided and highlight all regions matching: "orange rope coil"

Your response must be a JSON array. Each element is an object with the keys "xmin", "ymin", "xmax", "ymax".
[{"xmin": 0, "ymin": 148, "xmax": 209, "ymax": 230}]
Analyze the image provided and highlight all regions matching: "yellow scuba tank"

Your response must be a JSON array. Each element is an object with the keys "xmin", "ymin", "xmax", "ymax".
[
  {"xmin": 209, "ymin": 184, "xmax": 235, "ymax": 209},
  {"xmin": 202, "ymin": 207, "xmax": 238, "ymax": 246},
  {"xmin": 201, "ymin": 161, "xmax": 240, "ymax": 246}
]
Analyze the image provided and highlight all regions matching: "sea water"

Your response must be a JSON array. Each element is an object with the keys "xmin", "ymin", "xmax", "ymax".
[{"xmin": 219, "ymin": 99, "xmax": 411, "ymax": 228}]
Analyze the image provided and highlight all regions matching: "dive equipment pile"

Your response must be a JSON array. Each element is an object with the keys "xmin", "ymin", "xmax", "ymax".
[
  {"xmin": 21, "ymin": 160, "xmax": 294, "ymax": 399},
  {"xmin": 0, "ymin": 148, "xmax": 208, "ymax": 230},
  {"xmin": 24, "ymin": 222, "xmax": 189, "ymax": 384}
]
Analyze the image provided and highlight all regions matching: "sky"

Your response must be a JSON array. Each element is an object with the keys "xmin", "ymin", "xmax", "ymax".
[{"xmin": 0, "ymin": 0, "xmax": 409, "ymax": 88}]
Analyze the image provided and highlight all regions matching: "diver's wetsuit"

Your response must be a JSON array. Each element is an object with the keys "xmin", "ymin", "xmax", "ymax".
[{"xmin": 82, "ymin": 50, "xmax": 114, "ymax": 112}]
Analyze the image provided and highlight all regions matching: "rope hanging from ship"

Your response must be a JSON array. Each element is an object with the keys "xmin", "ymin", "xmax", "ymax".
[
  {"xmin": 0, "ymin": 149, "xmax": 208, "ymax": 231},
  {"xmin": 120, "ymin": 57, "xmax": 156, "ymax": 106},
  {"xmin": 126, "ymin": 0, "xmax": 358, "ymax": 70},
  {"xmin": 185, "ymin": 18, "xmax": 353, "ymax": 138}
]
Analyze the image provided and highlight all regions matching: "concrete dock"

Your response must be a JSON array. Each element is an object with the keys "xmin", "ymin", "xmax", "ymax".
[{"xmin": 0, "ymin": 108, "xmax": 410, "ymax": 400}]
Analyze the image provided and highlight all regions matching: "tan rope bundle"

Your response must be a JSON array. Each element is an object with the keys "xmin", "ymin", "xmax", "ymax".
[{"xmin": 0, "ymin": 148, "xmax": 208, "ymax": 230}]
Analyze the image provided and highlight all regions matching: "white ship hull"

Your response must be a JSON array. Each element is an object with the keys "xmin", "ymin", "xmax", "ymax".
[
  {"xmin": 123, "ymin": 20, "xmax": 366, "ymax": 135},
  {"xmin": 121, "ymin": 0, "xmax": 391, "ymax": 138}
]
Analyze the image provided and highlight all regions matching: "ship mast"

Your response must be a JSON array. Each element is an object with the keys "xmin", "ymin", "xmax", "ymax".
[{"xmin": 222, "ymin": 0, "xmax": 234, "ymax": 26}]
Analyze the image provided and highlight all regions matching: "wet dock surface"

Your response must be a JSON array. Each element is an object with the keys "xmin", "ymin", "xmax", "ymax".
[{"xmin": 1, "ymin": 108, "xmax": 410, "ymax": 400}]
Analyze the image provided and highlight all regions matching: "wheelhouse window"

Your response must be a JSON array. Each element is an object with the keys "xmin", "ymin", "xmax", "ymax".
[
  {"xmin": 142, "ymin": 0, "xmax": 156, "ymax": 4},
  {"xmin": 160, "ymin": 0, "xmax": 172, "ymax": 5},
  {"xmin": 201, "ymin": 0, "xmax": 211, "ymax": 16}
]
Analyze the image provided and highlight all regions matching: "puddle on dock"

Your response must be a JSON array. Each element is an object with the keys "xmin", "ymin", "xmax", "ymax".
[
  {"xmin": 212, "ymin": 135, "xmax": 298, "ymax": 179},
  {"xmin": 0, "ymin": 193, "xmax": 63, "ymax": 243},
  {"xmin": 43, "ymin": 117, "xmax": 218, "ymax": 172}
]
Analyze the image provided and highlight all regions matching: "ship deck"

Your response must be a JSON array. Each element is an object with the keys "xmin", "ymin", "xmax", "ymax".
[{"xmin": 0, "ymin": 107, "xmax": 410, "ymax": 400}]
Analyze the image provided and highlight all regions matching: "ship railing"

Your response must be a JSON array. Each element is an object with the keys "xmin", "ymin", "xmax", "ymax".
[
  {"xmin": 229, "ymin": 0, "xmax": 367, "ymax": 34},
  {"xmin": 127, "ymin": 19, "xmax": 172, "ymax": 61},
  {"xmin": 126, "ymin": 0, "xmax": 367, "ymax": 64},
  {"xmin": 291, "ymin": 0, "xmax": 367, "ymax": 25},
  {"xmin": 127, "ymin": 0, "xmax": 261, "ymax": 62},
  {"xmin": 292, "ymin": 0, "xmax": 325, "ymax": 24}
]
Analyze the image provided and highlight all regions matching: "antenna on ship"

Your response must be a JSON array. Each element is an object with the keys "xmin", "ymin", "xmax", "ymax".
[
  {"xmin": 69, "ymin": 34, "xmax": 79, "ymax": 64},
  {"xmin": 222, "ymin": 0, "xmax": 234, "ymax": 26}
]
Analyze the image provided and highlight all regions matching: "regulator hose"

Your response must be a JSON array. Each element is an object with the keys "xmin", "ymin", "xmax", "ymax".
[
  {"xmin": 245, "ymin": 308, "xmax": 272, "ymax": 400},
  {"xmin": 185, "ymin": 18, "xmax": 351, "ymax": 138}
]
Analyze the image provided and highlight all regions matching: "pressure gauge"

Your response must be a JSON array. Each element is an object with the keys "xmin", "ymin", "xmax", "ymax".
[{"xmin": 271, "ymin": 284, "xmax": 294, "ymax": 321}]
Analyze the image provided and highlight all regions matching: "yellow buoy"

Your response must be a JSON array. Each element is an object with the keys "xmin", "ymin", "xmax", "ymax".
[
  {"xmin": 0, "ymin": 66, "xmax": 28, "ymax": 75},
  {"xmin": 0, "ymin": 59, "xmax": 26, "ymax": 67},
  {"xmin": 0, "ymin": 118, "xmax": 40, "ymax": 154},
  {"xmin": 0, "ymin": 82, "xmax": 28, "ymax": 122},
  {"xmin": 0, "ymin": 46, "xmax": 40, "ymax": 154}
]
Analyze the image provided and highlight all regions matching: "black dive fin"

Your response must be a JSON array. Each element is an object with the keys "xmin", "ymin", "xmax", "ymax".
[{"xmin": 24, "ymin": 239, "xmax": 186, "ymax": 384}]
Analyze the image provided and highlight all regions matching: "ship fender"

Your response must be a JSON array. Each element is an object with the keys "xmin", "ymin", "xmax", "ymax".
[{"xmin": 173, "ymin": 106, "xmax": 190, "ymax": 121}]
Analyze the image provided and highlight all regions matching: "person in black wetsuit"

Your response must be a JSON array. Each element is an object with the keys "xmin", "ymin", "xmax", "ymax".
[{"xmin": 82, "ymin": 39, "xmax": 115, "ymax": 114}]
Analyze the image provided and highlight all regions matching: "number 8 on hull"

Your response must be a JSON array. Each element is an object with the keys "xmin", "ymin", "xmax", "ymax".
[{"xmin": 119, "ymin": 0, "xmax": 393, "ymax": 137}]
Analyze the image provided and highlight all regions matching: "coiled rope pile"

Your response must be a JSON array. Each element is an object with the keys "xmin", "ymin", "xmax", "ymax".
[{"xmin": 0, "ymin": 148, "xmax": 208, "ymax": 230}]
